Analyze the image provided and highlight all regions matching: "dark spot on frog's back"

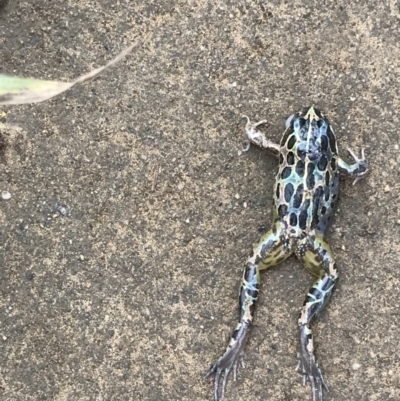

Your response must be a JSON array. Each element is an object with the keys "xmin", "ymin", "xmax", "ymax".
[
  {"xmin": 289, "ymin": 212, "xmax": 297, "ymax": 226},
  {"xmin": 311, "ymin": 186, "xmax": 323, "ymax": 227},
  {"xmin": 287, "ymin": 151, "xmax": 295, "ymax": 165},
  {"xmin": 299, "ymin": 209, "xmax": 308, "ymax": 230},
  {"xmin": 317, "ymin": 155, "xmax": 328, "ymax": 171},
  {"xmin": 293, "ymin": 184, "xmax": 303, "ymax": 208},
  {"xmin": 297, "ymin": 147, "xmax": 305, "ymax": 159},
  {"xmin": 320, "ymin": 135, "xmax": 328, "ymax": 152},
  {"xmin": 313, "ymin": 185, "xmax": 323, "ymax": 205},
  {"xmin": 287, "ymin": 135, "xmax": 296, "ymax": 149},
  {"xmin": 295, "ymin": 160, "xmax": 305, "ymax": 177},
  {"xmin": 324, "ymin": 186, "xmax": 330, "ymax": 201},
  {"xmin": 278, "ymin": 204, "xmax": 288, "ymax": 217},
  {"xmin": 284, "ymin": 183, "xmax": 294, "ymax": 202},
  {"xmin": 306, "ymin": 163, "xmax": 316, "ymax": 190},
  {"xmin": 281, "ymin": 166, "xmax": 292, "ymax": 180},
  {"xmin": 311, "ymin": 213, "xmax": 320, "ymax": 229},
  {"xmin": 327, "ymin": 128, "xmax": 337, "ymax": 154},
  {"xmin": 325, "ymin": 171, "xmax": 330, "ymax": 187}
]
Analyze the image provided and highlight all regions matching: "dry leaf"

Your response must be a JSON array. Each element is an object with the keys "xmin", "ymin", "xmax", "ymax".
[{"xmin": 0, "ymin": 41, "xmax": 139, "ymax": 105}]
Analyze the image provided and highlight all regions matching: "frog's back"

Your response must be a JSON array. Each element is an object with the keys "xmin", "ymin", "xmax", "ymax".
[{"xmin": 273, "ymin": 107, "xmax": 340, "ymax": 236}]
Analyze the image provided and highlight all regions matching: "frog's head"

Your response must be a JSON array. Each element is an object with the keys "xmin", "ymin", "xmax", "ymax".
[
  {"xmin": 285, "ymin": 106, "xmax": 327, "ymax": 129},
  {"xmin": 285, "ymin": 107, "xmax": 337, "ymax": 156}
]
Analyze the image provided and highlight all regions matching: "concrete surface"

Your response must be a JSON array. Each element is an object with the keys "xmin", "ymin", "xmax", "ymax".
[{"xmin": 0, "ymin": 1, "xmax": 399, "ymax": 400}]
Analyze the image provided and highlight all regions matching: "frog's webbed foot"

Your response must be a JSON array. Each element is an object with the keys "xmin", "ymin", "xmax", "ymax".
[
  {"xmin": 206, "ymin": 322, "xmax": 249, "ymax": 401},
  {"xmin": 296, "ymin": 348, "xmax": 328, "ymax": 401},
  {"xmin": 242, "ymin": 115, "xmax": 280, "ymax": 153},
  {"xmin": 347, "ymin": 147, "xmax": 369, "ymax": 185},
  {"xmin": 338, "ymin": 147, "xmax": 369, "ymax": 185}
]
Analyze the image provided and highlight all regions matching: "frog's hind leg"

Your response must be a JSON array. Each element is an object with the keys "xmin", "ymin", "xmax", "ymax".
[
  {"xmin": 295, "ymin": 234, "xmax": 339, "ymax": 401},
  {"xmin": 207, "ymin": 221, "xmax": 292, "ymax": 400}
]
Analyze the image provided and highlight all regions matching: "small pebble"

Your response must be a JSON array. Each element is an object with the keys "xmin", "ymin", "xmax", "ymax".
[
  {"xmin": 25, "ymin": 271, "xmax": 35, "ymax": 281},
  {"xmin": 352, "ymin": 362, "xmax": 361, "ymax": 370},
  {"xmin": 55, "ymin": 204, "xmax": 70, "ymax": 217},
  {"xmin": 1, "ymin": 191, "xmax": 11, "ymax": 200}
]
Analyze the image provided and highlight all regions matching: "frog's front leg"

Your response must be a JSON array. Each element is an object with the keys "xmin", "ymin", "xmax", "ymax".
[
  {"xmin": 295, "ymin": 234, "xmax": 339, "ymax": 401},
  {"xmin": 242, "ymin": 116, "xmax": 281, "ymax": 152},
  {"xmin": 206, "ymin": 222, "xmax": 292, "ymax": 401},
  {"xmin": 338, "ymin": 148, "xmax": 369, "ymax": 184}
]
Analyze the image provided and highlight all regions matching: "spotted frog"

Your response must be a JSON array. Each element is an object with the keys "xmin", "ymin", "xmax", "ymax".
[{"xmin": 206, "ymin": 107, "xmax": 369, "ymax": 401}]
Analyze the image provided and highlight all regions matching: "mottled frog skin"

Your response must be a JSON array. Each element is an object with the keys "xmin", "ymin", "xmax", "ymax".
[{"xmin": 206, "ymin": 107, "xmax": 369, "ymax": 401}]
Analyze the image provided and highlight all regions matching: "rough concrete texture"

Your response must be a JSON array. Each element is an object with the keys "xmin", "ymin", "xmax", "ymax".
[{"xmin": 0, "ymin": 1, "xmax": 399, "ymax": 400}]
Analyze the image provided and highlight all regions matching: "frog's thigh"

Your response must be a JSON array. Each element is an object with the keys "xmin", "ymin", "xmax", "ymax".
[
  {"xmin": 248, "ymin": 222, "xmax": 293, "ymax": 271},
  {"xmin": 238, "ymin": 223, "xmax": 292, "ymax": 325},
  {"xmin": 297, "ymin": 234, "xmax": 337, "ymax": 278},
  {"xmin": 296, "ymin": 233, "xmax": 339, "ymax": 326}
]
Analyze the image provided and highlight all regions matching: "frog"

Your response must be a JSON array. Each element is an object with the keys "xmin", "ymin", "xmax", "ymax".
[{"xmin": 206, "ymin": 107, "xmax": 369, "ymax": 401}]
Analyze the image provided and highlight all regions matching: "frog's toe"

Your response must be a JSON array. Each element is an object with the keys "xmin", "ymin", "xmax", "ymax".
[
  {"xmin": 296, "ymin": 356, "xmax": 328, "ymax": 401},
  {"xmin": 206, "ymin": 324, "xmax": 248, "ymax": 401},
  {"xmin": 206, "ymin": 348, "xmax": 244, "ymax": 401},
  {"xmin": 309, "ymin": 369, "xmax": 327, "ymax": 401},
  {"xmin": 207, "ymin": 362, "xmax": 234, "ymax": 401},
  {"xmin": 347, "ymin": 147, "xmax": 367, "ymax": 163}
]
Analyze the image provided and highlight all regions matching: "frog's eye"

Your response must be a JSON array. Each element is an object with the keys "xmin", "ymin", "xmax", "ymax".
[{"xmin": 285, "ymin": 114, "xmax": 295, "ymax": 128}]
